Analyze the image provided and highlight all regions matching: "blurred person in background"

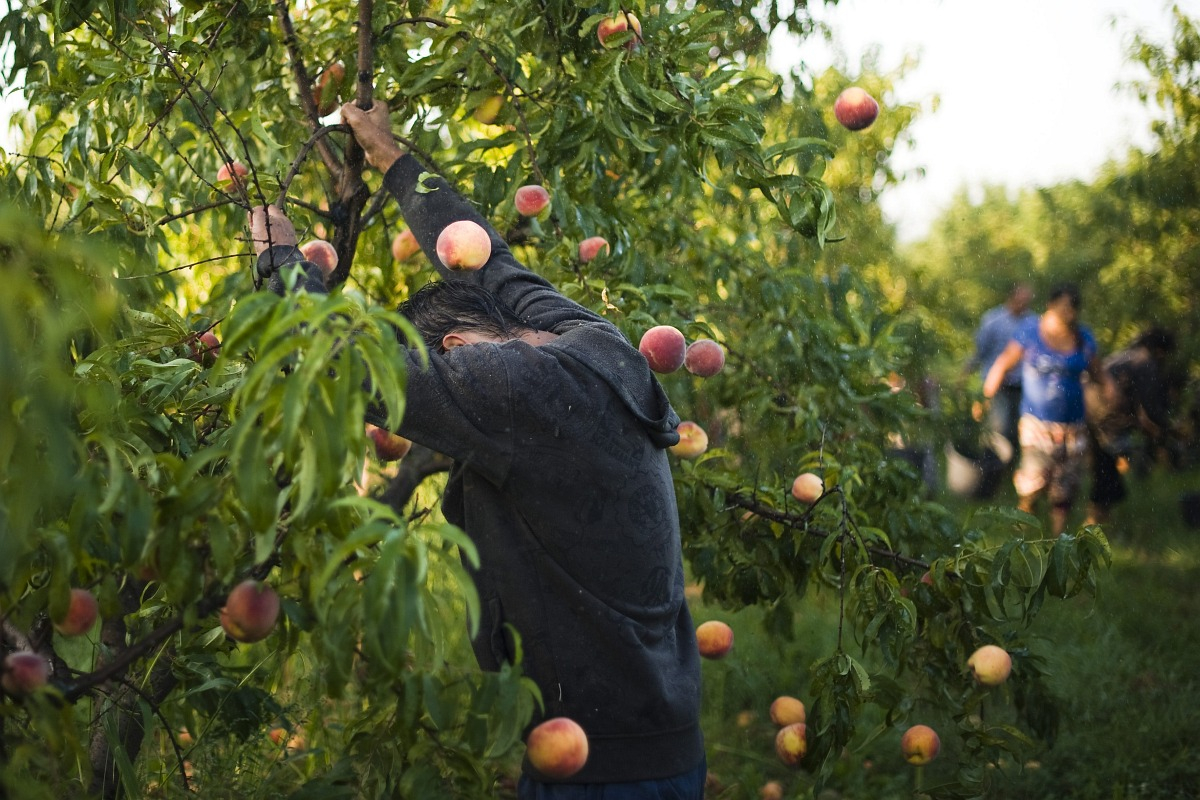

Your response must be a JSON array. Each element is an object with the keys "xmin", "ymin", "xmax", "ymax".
[{"xmin": 984, "ymin": 284, "xmax": 1106, "ymax": 535}]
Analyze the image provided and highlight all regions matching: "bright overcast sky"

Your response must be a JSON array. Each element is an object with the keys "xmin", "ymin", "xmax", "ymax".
[{"xmin": 772, "ymin": 0, "xmax": 1200, "ymax": 242}]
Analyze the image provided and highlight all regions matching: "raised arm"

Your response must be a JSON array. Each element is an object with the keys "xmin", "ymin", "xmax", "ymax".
[{"xmin": 340, "ymin": 101, "xmax": 610, "ymax": 334}]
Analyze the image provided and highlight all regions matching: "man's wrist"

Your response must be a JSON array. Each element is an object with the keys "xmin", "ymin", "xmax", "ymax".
[{"xmin": 368, "ymin": 144, "xmax": 405, "ymax": 174}]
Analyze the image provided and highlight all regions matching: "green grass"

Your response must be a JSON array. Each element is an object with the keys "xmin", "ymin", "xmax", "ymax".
[{"xmin": 692, "ymin": 462, "xmax": 1200, "ymax": 800}]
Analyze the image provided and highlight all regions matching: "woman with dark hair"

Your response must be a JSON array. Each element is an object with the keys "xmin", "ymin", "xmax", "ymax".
[{"xmin": 984, "ymin": 284, "xmax": 1107, "ymax": 535}]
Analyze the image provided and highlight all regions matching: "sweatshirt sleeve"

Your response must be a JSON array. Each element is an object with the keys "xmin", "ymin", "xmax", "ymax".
[
  {"xmin": 391, "ymin": 343, "xmax": 515, "ymax": 486},
  {"xmin": 382, "ymin": 154, "xmax": 616, "ymax": 335}
]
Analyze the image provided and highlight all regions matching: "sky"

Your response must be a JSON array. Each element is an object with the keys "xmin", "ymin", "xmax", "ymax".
[{"xmin": 771, "ymin": 0, "xmax": 1200, "ymax": 242}]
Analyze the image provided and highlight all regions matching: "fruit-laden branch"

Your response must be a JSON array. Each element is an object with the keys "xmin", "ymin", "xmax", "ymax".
[
  {"xmin": 273, "ymin": 0, "xmax": 344, "ymax": 183},
  {"xmin": 721, "ymin": 488, "xmax": 930, "ymax": 573}
]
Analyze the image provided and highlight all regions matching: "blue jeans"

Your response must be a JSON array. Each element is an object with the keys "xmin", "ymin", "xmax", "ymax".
[{"xmin": 517, "ymin": 760, "xmax": 706, "ymax": 800}]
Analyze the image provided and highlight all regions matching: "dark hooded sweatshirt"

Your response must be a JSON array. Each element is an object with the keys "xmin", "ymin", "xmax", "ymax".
[{"xmin": 257, "ymin": 153, "xmax": 704, "ymax": 784}]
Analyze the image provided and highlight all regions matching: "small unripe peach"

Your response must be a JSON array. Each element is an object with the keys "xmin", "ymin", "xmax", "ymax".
[
  {"xmin": 514, "ymin": 184, "xmax": 551, "ymax": 217},
  {"xmin": 669, "ymin": 421, "xmax": 709, "ymax": 459},
  {"xmin": 695, "ymin": 619, "xmax": 734, "ymax": 659},
  {"xmin": 774, "ymin": 722, "xmax": 807, "ymax": 765},
  {"xmin": 769, "ymin": 695, "xmax": 806, "ymax": 726},
  {"xmin": 216, "ymin": 161, "xmax": 249, "ymax": 191},
  {"xmin": 684, "ymin": 338, "xmax": 725, "ymax": 377},
  {"xmin": 54, "ymin": 587, "xmax": 100, "ymax": 637},
  {"xmin": 436, "ymin": 220, "xmax": 492, "ymax": 270},
  {"xmin": 791, "ymin": 472, "xmax": 824, "ymax": 504},
  {"xmin": 220, "ymin": 580, "xmax": 280, "ymax": 643},
  {"xmin": 967, "ymin": 644, "xmax": 1012, "ymax": 687},
  {"xmin": 2, "ymin": 651, "xmax": 50, "ymax": 695},
  {"xmin": 391, "ymin": 229, "xmax": 421, "ymax": 262},
  {"xmin": 577, "ymin": 236, "xmax": 610, "ymax": 263},
  {"xmin": 638, "ymin": 325, "xmax": 687, "ymax": 373},
  {"xmin": 900, "ymin": 724, "xmax": 941, "ymax": 765},
  {"xmin": 299, "ymin": 239, "xmax": 338, "ymax": 276},
  {"xmin": 526, "ymin": 717, "xmax": 589, "ymax": 779}
]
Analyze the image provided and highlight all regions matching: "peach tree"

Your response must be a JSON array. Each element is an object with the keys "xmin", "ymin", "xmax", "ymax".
[{"xmin": 0, "ymin": 0, "xmax": 1109, "ymax": 797}]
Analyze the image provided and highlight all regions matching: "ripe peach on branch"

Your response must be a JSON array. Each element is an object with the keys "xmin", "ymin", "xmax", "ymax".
[
  {"xmin": 639, "ymin": 325, "xmax": 686, "ymax": 374},
  {"xmin": 695, "ymin": 619, "xmax": 733, "ymax": 659},
  {"xmin": 526, "ymin": 717, "xmax": 589, "ymax": 779},
  {"xmin": 53, "ymin": 587, "xmax": 100, "ymax": 637},
  {"xmin": 669, "ymin": 421, "xmax": 709, "ymax": 459},
  {"xmin": 220, "ymin": 580, "xmax": 280, "ymax": 643},
  {"xmin": 436, "ymin": 220, "xmax": 492, "ymax": 270}
]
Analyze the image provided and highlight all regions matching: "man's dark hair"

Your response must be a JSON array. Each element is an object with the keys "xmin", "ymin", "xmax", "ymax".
[
  {"xmin": 397, "ymin": 280, "xmax": 533, "ymax": 352},
  {"xmin": 1134, "ymin": 326, "xmax": 1176, "ymax": 355},
  {"xmin": 1047, "ymin": 282, "xmax": 1082, "ymax": 309}
]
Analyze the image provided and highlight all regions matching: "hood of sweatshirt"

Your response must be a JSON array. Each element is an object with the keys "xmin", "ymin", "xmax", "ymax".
[{"xmin": 547, "ymin": 322, "xmax": 681, "ymax": 449}]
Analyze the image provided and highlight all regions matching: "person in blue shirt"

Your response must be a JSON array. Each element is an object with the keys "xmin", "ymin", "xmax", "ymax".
[
  {"xmin": 968, "ymin": 282, "xmax": 1035, "ymax": 457},
  {"xmin": 983, "ymin": 284, "xmax": 1107, "ymax": 535}
]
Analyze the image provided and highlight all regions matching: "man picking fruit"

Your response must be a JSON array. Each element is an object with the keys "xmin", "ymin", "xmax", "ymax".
[{"xmin": 247, "ymin": 99, "xmax": 706, "ymax": 799}]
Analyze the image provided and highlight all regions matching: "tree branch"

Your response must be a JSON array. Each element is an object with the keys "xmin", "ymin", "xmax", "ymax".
[{"xmin": 273, "ymin": 0, "xmax": 344, "ymax": 183}]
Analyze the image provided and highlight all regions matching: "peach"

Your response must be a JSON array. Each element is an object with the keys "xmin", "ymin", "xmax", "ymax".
[
  {"xmin": 299, "ymin": 239, "xmax": 338, "ymax": 277},
  {"xmin": 514, "ymin": 184, "xmax": 551, "ymax": 217},
  {"xmin": 391, "ymin": 229, "xmax": 421, "ymax": 262},
  {"xmin": 684, "ymin": 338, "xmax": 725, "ymax": 377},
  {"xmin": 526, "ymin": 717, "xmax": 588, "ymax": 779},
  {"xmin": 834, "ymin": 87, "xmax": 879, "ymax": 131},
  {"xmin": 54, "ymin": 587, "xmax": 100, "ymax": 637},
  {"xmin": 638, "ymin": 325, "xmax": 686, "ymax": 374},
  {"xmin": 2, "ymin": 650, "xmax": 50, "ymax": 695},
  {"xmin": 769, "ymin": 695, "xmax": 806, "ymax": 726},
  {"xmin": 695, "ymin": 619, "xmax": 733, "ymax": 659},
  {"xmin": 216, "ymin": 160, "xmax": 249, "ymax": 191},
  {"xmin": 967, "ymin": 644, "xmax": 1012, "ymax": 687},
  {"xmin": 669, "ymin": 421, "xmax": 709, "ymax": 459},
  {"xmin": 220, "ymin": 580, "xmax": 280, "ymax": 643},
  {"xmin": 900, "ymin": 724, "xmax": 941, "ymax": 765},
  {"xmin": 188, "ymin": 330, "xmax": 221, "ymax": 367},
  {"xmin": 774, "ymin": 722, "xmax": 807, "ymax": 765},
  {"xmin": 313, "ymin": 62, "xmax": 345, "ymax": 117},
  {"xmin": 367, "ymin": 424, "xmax": 412, "ymax": 461},
  {"xmin": 597, "ymin": 12, "xmax": 642, "ymax": 49},
  {"xmin": 791, "ymin": 472, "xmax": 823, "ymax": 504},
  {"xmin": 473, "ymin": 94, "xmax": 504, "ymax": 124},
  {"xmin": 435, "ymin": 220, "xmax": 492, "ymax": 270},
  {"xmin": 577, "ymin": 236, "xmax": 610, "ymax": 263}
]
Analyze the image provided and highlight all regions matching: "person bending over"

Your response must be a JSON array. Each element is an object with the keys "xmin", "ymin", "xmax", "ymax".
[{"xmin": 247, "ymin": 99, "xmax": 706, "ymax": 799}]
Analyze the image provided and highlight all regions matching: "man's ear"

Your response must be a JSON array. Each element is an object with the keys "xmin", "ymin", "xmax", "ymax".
[{"xmin": 442, "ymin": 332, "xmax": 470, "ymax": 351}]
